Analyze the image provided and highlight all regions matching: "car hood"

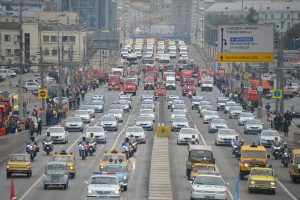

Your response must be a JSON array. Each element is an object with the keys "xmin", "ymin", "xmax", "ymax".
[
  {"xmin": 217, "ymin": 134, "xmax": 236, "ymax": 139},
  {"xmin": 101, "ymin": 121, "xmax": 117, "ymax": 124},
  {"xmin": 260, "ymin": 136, "xmax": 279, "ymax": 141},
  {"xmin": 88, "ymin": 184, "xmax": 119, "ymax": 192},
  {"xmin": 211, "ymin": 123, "xmax": 227, "ymax": 128},
  {"xmin": 250, "ymin": 175, "xmax": 275, "ymax": 181},
  {"xmin": 126, "ymin": 131, "xmax": 144, "ymax": 136},
  {"xmin": 246, "ymin": 124, "xmax": 262, "ymax": 128},
  {"xmin": 50, "ymin": 132, "xmax": 65, "ymax": 136},
  {"xmin": 137, "ymin": 120, "xmax": 152, "ymax": 124},
  {"xmin": 193, "ymin": 184, "xmax": 227, "ymax": 192},
  {"xmin": 75, "ymin": 114, "xmax": 90, "ymax": 118},
  {"xmin": 239, "ymin": 117, "xmax": 254, "ymax": 121},
  {"xmin": 179, "ymin": 133, "xmax": 198, "ymax": 139},
  {"xmin": 86, "ymin": 131, "xmax": 105, "ymax": 137}
]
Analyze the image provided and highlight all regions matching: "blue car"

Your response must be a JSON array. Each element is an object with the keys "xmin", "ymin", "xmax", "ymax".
[{"xmin": 103, "ymin": 163, "xmax": 129, "ymax": 191}]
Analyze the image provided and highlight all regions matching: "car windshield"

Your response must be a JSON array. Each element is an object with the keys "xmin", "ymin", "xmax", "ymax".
[
  {"xmin": 190, "ymin": 150, "xmax": 213, "ymax": 162},
  {"xmin": 231, "ymin": 106, "xmax": 243, "ymax": 111},
  {"xmin": 140, "ymin": 109, "xmax": 153, "ymax": 114},
  {"xmin": 47, "ymin": 164, "xmax": 66, "ymax": 171},
  {"xmin": 103, "ymin": 155, "xmax": 125, "ymax": 161},
  {"xmin": 242, "ymin": 150, "xmax": 266, "ymax": 158},
  {"xmin": 89, "ymin": 101, "xmax": 104, "ymax": 105},
  {"xmin": 295, "ymin": 155, "xmax": 300, "ymax": 164},
  {"xmin": 66, "ymin": 117, "xmax": 81, "ymax": 122},
  {"xmin": 75, "ymin": 110, "xmax": 89, "ymax": 115},
  {"xmin": 173, "ymin": 100, "xmax": 184, "ymax": 104},
  {"xmin": 202, "ymin": 105, "xmax": 213, "ymax": 110},
  {"xmin": 226, "ymin": 102, "xmax": 236, "ymax": 106},
  {"xmin": 52, "ymin": 156, "xmax": 73, "ymax": 162},
  {"xmin": 127, "ymin": 127, "xmax": 143, "ymax": 132},
  {"xmin": 205, "ymin": 111, "xmax": 218, "ymax": 116},
  {"xmin": 105, "ymin": 165, "xmax": 126, "ymax": 172},
  {"xmin": 218, "ymin": 99, "xmax": 228, "ymax": 103},
  {"xmin": 138, "ymin": 116, "xmax": 152, "ymax": 121},
  {"xmin": 251, "ymin": 169, "xmax": 273, "ymax": 176},
  {"xmin": 211, "ymin": 119, "xmax": 226, "ymax": 124},
  {"xmin": 240, "ymin": 113, "xmax": 254, "ymax": 117},
  {"xmin": 180, "ymin": 128, "xmax": 197, "ymax": 134},
  {"xmin": 168, "ymin": 96, "xmax": 179, "ymax": 101},
  {"xmin": 174, "ymin": 104, "xmax": 185, "ymax": 109},
  {"xmin": 90, "ymin": 177, "xmax": 118, "ymax": 185},
  {"xmin": 173, "ymin": 117, "xmax": 188, "ymax": 122},
  {"xmin": 87, "ymin": 127, "xmax": 104, "ymax": 132},
  {"xmin": 172, "ymin": 110, "xmax": 185, "ymax": 115},
  {"xmin": 200, "ymin": 101, "xmax": 210, "ymax": 106},
  {"xmin": 109, "ymin": 109, "xmax": 122, "ymax": 114},
  {"xmin": 246, "ymin": 120, "xmax": 262, "ymax": 125},
  {"xmin": 203, "ymin": 80, "xmax": 213, "ymax": 84},
  {"xmin": 261, "ymin": 130, "xmax": 279, "ymax": 137},
  {"xmin": 102, "ymin": 116, "xmax": 116, "ymax": 121},
  {"xmin": 48, "ymin": 127, "xmax": 64, "ymax": 133},
  {"xmin": 194, "ymin": 176, "xmax": 225, "ymax": 186},
  {"xmin": 10, "ymin": 155, "xmax": 29, "ymax": 162},
  {"xmin": 193, "ymin": 165, "xmax": 215, "ymax": 172},
  {"xmin": 193, "ymin": 98, "xmax": 203, "ymax": 102},
  {"xmin": 218, "ymin": 129, "xmax": 236, "ymax": 135}
]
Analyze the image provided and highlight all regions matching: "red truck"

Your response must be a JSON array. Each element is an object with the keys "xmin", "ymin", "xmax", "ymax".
[
  {"xmin": 154, "ymin": 84, "xmax": 167, "ymax": 100},
  {"xmin": 182, "ymin": 79, "xmax": 196, "ymax": 96},
  {"xmin": 197, "ymin": 70, "xmax": 210, "ymax": 87},
  {"xmin": 180, "ymin": 70, "xmax": 193, "ymax": 85},
  {"xmin": 146, "ymin": 67, "xmax": 159, "ymax": 82},
  {"xmin": 120, "ymin": 80, "xmax": 137, "ymax": 96},
  {"xmin": 107, "ymin": 74, "xmax": 121, "ymax": 90},
  {"xmin": 144, "ymin": 76, "xmax": 155, "ymax": 90}
]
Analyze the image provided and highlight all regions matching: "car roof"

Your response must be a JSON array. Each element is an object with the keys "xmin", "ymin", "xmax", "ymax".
[{"xmin": 189, "ymin": 145, "xmax": 212, "ymax": 151}]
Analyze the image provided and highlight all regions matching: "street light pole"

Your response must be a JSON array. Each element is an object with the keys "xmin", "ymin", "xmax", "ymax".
[{"xmin": 18, "ymin": 0, "xmax": 24, "ymax": 120}]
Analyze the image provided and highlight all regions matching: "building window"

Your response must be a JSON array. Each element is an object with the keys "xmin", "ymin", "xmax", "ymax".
[
  {"xmin": 265, "ymin": 14, "xmax": 268, "ymax": 19},
  {"xmin": 52, "ymin": 49, "xmax": 57, "ymax": 56},
  {"xmin": 271, "ymin": 14, "xmax": 274, "ymax": 19},
  {"xmin": 5, "ymin": 49, "xmax": 11, "ymax": 56},
  {"xmin": 51, "ymin": 36, "xmax": 57, "ymax": 42},
  {"xmin": 14, "ymin": 35, "xmax": 20, "ymax": 42},
  {"xmin": 62, "ymin": 36, "xmax": 68, "ymax": 42},
  {"xmin": 281, "ymin": 21, "xmax": 284, "ymax": 28},
  {"xmin": 281, "ymin": 14, "xmax": 284, "ymax": 19},
  {"xmin": 287, "ymin": 23, "xmax": 291, "ymax": 29},
  {"xmin": 43, "ymin": 35, "xmax": 49, "ymax": 42},
  {"xmin": 4, "ymin": 35, "xmax": 11, "ymax": 42},
  {"xmin": 287, "ymin": 14, "xmax": 290, "ymax": 19},
  {"xmin": 14, "ymin": 49, "xmax": 20, "ymax": 56},
  {"xmin": 69, "ymin": 36, "xmax": 75, "ymax": 42},
  {"xmin": 43, "ymin": 48, "xmax": 49, "ymax": 56}
]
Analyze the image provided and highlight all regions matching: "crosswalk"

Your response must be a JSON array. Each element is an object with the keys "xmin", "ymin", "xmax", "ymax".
[{"xmin": 149, "ymin": 137, "xmax": 173, "ymax": 200}]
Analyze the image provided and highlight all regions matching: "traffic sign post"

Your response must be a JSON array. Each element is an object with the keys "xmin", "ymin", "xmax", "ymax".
[
  {"xmin": 38, "ymin": 89, "xmax": 49, "ymax": 99},
  {"xmin": 217, "ymin": 25, "xmax": 274, "ymax": 63},
  {"xmin": 272, "ymin": 89, "xmax": 282, "ymax": 100}
]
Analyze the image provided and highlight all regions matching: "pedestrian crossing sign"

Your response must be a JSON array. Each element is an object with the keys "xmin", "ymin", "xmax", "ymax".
[{"xmin": 271, "ymin": 89, "xmax": 282, "ymax": 100}]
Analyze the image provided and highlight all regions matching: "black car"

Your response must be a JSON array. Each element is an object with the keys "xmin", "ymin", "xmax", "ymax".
[
  {"xmin": 0, "ymin": 74, "xmax": 5, "ymax": 82},
  {"xmin": 292, "ymin": 105, "xmax": 300, "ymax": 118}
]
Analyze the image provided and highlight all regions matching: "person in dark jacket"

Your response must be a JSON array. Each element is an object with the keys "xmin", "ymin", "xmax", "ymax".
[{"xmin": 29, "ymin": 120, "xmax": 35, "ymax": 137}]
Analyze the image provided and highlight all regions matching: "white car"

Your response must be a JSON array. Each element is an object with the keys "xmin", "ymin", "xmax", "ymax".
[
  {"xmin": 75, "ymin": 110, "xmax": 91, "ymax": 123},
  {"xmin": 177, "ymin": 128, "xmax": 199, "ymax": 145},
  {"xmin": 24, "ymin": 82, "xmax": 40, "ymax": 92},
  {"xmin": 229, "ymin": 105, "xmax": 243, "ymax": 119},
  {"xmin": 85, "ymin": 126, "xmax": 106, "ymax": 143},
  {"xmin": 108, "ymin": 109, "xmax": 124, "ymax": 123},
  {"xmin": 172, "ymin": 104, "xmax": 187, "ymax": 113},
  {"xmin": 171, "ymin": 117, "xmax": 189, "ymax": 131},
  {"xmin": 81, "ymin": 105, "xmax": 96, "ymax": 118},
  {"xmin": 224, "ymin": 101, "xmax": 237, "ymax": 114},
  {"xmin": 215, "ymin": 128, "xmax": 238, "ymax": 146},
  {"xmin": 167, "ymin": 95, "xmax": 181, "ymax": 109},
  {"xmin": 217, "ymin": 97, "xmax": 229, "ymax": 111},
  {"xmin": 65, "ymin": 116, "xmax": 83, "ymax": 132},
  {"xmin": 203, "ymin": 111, "xmax": 219, "ymax": 124},
  {"xmin": 87, "ymin": 101, "xmax": 104, "ymax": 113},
  {"xmin": 47, "ymin": 126, "xmax": 68, "ymax": 144},
  {"xmin": 136, "ymin": 115, "xmax": 154, "ymax": 131},
  {"xmin": 100, "ymin": 115, "xmax": 118, "ymax": 131},
  {"xmin": 238, "ymin": 112, "xmax": 255, "ymax": 125},
  {"xmin": 0, "ymin": 69, "xmax": 17, "ymax": 78},
  {"xmin": 208, "ymin": 118, "xmax": 228, "ymax": 133},
  {"xmin": 259, "ymin": 129, "xmax": 281, "ymax": 147},
  {"xmin": 139, "ymin": 109, "xmax": 155, "ymax": 122},
  {"xmin": 170, "ymin": 110, "xmax": 186, "ymax": 121},
  {"xmin": 191, "ymin": 174, "xmax": 228, "ymax": 200},
  {"xmin": 244, "ymin": 119, "xmax": 263, "ymax": 134},
  {"xmin": 53, "ymin": 97, "xmax": 69, "ymax": 105},
  {"xmin": 125, "ymin": 126, "xmax": 146, "ymax": 143},
  {"xmin": 169, "ymin": 51, "xmax": 176, "ymax": 58},
  {"xmin": 198, "ymin": 100, "xmax": 212, "ymax": 113},
  {"xmin": 92, "ymin": 95, "xmax": 105, "ymax": 102},
  {"xmin": 200, "ymin": 104, "xmax": 214, "ymax": 118},
  {"xmin": 86, "ymin": 174, "xmax": 120, "ymax": 199}
]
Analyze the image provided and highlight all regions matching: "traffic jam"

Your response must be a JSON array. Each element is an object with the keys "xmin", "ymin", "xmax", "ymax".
[{"xmin": 3, "ymin": 38, "xmax": 300, "ymax": 200}]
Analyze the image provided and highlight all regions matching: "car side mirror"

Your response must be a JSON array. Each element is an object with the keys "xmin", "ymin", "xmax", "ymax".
[{"xmin": 84, "ymin": 181, "xmax": 88, "ymax": 185}]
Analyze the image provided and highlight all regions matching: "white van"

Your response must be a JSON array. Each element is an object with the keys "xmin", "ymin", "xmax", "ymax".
[{"xmin": 0, "ymin": 69, "xmax": 17, "ymax": 78}]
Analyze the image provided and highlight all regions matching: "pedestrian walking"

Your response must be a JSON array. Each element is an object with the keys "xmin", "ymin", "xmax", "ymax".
[
  {"xmin": 29, "ymin": 120, "xmax": 35, "ymax": 137},
  {"xmin": 283, "ymin": 119, "xmax": 289, "ymax": 137},
  {"xmin": 36, "ymin": 118, "xmax": 42, "ymax": 135},
  {"xmin": 284, "ymin": 111, "xmax": 292, "ymax": 126}
]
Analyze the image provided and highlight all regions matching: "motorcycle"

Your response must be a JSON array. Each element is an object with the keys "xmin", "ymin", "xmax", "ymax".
[
  {"xmin": 122, "ymin": 142, "xmax": 136, "ymax": 159},
  {"xmin": 87, "ymin": 141, "xmax": 97, "ymax": 156},
  {"xmin": 271, "ymin": 144, "xmax": 281, "ymax": 160},
  {"xmin": 42, "ymin": 139, "xmax": 53, "ymax": 155},
  {"xmin": 188, "ymin": 92, "xmax": 193, "ymax": 99},
  {"xmin": 25, "ymin": 142, "xmax": 39, "ymax": 162},
  {"xmin": 231, "ymin": 140, "xmax": 241, "ymax": 158},
  {"xmin": 78, "ymin": 142, "xmax": 88, "ymax": 160},
  {"xmin": 281, "ymin": 150, "xmax": 290, "ymax": 168}
]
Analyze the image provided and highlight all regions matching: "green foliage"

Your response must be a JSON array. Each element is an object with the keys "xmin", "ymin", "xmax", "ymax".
[{"xmin": 246, "ymin": 8, "xmax": 259, "ymax": 24}]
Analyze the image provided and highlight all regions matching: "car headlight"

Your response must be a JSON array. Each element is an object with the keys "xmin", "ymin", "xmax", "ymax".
[
  {"xmin": 113, "ymin": 190, "xmax": 120, "ymax": 195},
  {"xmin": 6, "ymin": 164, "xmax": 10, "ymax": 169},
  {"xmin": 26, "ymin": 165, "xmax": 31, "ymax": 169},
  {"xmin": 250, "ymin": 180, "xmax": 256, "ymax": 185},
  {"xmin": 270, "ymin": 182, "xmax": 276, "ymax": 186},
  {"xmin": 244, "ymin": 163, "xmax": 249, "ymax": 167},
  {"xmin": 70, "ymin": 166, "xmax": 74, "ymax": 170},
  {"xmin": 124, "ymin": 176, "xmax": 127, "ymax": 180},
  {"xmin": 192, "ymin": 188, "xmax": 202, "ymax": 193},
  {"xmin": 88, "ymin": 189, "xmax": 95, "ymax": 194}
]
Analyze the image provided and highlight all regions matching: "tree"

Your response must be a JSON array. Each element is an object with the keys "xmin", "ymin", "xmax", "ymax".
[
  {"xmin": 246, "ymin": 8, "xmax": 259, "ymax": 24},
  {"xmin": 284, "ymin": 23, "xmax": 300, "ymax": 50}
]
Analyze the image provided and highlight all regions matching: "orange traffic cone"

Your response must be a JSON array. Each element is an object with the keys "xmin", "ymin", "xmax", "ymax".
[{"xmin": 10, "ymin": 180, "xmax": 16, "ymax": 200}]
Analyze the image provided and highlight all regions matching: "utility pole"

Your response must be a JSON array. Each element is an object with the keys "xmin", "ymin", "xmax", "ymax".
[
  {"xmin": 57, "ymin": 31, "xmax": 62, "ymax": 106},
  {"xmin": 275, "ymin": 31, "xmax": 284, "ymax": 115},
  {"xmin": 256, "ymin": 67, "xmax": 263, "ymax": 118},
  {"xmin": 38, "ymin": 17, "xmax": 45, "ymax": 110},
  {"xmin": 18, "ymin": 0, "xmax": 24, "ymax": 120}
]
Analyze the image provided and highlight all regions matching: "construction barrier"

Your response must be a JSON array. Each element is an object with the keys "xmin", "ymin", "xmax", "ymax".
[{"xmin": 155, "ymin": 123, "xmax": 170, "ymax": 138}]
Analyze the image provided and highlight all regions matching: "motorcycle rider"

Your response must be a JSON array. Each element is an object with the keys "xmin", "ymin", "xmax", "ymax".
[
  {"xmin": 42, "ymin": 132, "xmax": 53, "ymax": 151},
  {"xmin": 190, "ymin": 135, "xmax": 198, "ymax": 145}
]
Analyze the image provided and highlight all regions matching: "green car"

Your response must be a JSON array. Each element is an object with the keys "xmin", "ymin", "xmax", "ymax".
[{"xmin": 248, "ymin": 167, "xmax": 276, "ymax": 194}]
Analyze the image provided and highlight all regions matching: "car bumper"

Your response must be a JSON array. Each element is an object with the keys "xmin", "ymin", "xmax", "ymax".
[
  {"xmin": 51, "ymin": 137, "xmax": 66, "ymax": 143},
  {"xmin": 43, "ymin": 176, "xmax": 68, "ymax": 185},
  {"xmin": 191, "ymin": 192, "xmax": 227, "ymax": 200},
  {"xmin": 217, "ymin": 138, "xmax": 233, "ymax": 145},
  {"xmin": 7, "ymin": 168, "xmax": 31, "ymax": 174},
  {"xmin": 139, "ymin": 124, "xmax": 153, "ymax": 130},
  {"xmin": 260, "ymin": 140, "xmax": 274, "ymax": 147},
  {"xmin": 103, "ymin": 126, "xmax": 117, "ymax": 131},
  {"xmin": 177, "ymin": 139, "xmax": 192, "ymax": 144},
  {"xmin": 95, "ymin": 137, "xmax": 106, "ymax": 143},
  {"xmin": 66, "ymin": 126, "xmax": 83, "ymax": 131},
  {"xmin": 248, "ymin": 185, "xmax": 276, "ymax": 190},
  {"xmin": 87, "ymin": 195, "xmax": 120, "ymax": 200},
  {"xmin": 95, "ymin": 108, "xmax": 103, "ymax": 113},
  {"xmin": 245, "ymin": 129, "xmax": 262, "ymax": 134}
]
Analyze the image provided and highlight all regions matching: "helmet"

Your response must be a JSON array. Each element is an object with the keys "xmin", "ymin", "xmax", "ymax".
[
  {"xmin": 283, "ymin": 143, "xmax": 288, "ymax": 148},
  {"xmin": 46, "ymin": 132, "xmax": 50, "ymax": 136},
  {"xmin": 82, "ymin": 136, "xmax": 86, "ymax": 141},
  {"xmin": 240, "ymin": 140, "xmax": 245, "ymax": 145},
  {"xmin": 235, "ymin": 136, "xmax": 239, "ymax": 140},
  {"xmin": 90, "ymin": 133, "xmax": 94, "ymax": 138},
  {"xmin": 125, "ymin": 137, "xmax": 129, "ymax": 143},
  {"xmin": 274, "ymin": 137, "xmax": 278, "ymax": 141}
]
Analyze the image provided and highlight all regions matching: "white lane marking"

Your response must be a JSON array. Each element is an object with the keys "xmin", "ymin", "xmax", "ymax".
[
  {"xmin": 276, "ymin": 178, "xmax": 298, "ymax": 200},
  {"xmin": 19, "ymin": 136, "xmax": 82, "ymax": 200}
]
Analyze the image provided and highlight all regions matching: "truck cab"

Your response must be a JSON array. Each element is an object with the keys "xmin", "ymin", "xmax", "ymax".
[
  {"xmin": 120, "ymin": 80, "xmax": 137, "ymax": 96},
  {"xmin": 108, "ymin": 74, "xmax": 121, "ymax": 90}
]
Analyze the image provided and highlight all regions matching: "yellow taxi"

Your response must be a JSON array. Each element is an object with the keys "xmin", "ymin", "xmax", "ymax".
[
  {"xmin": 99, "ymin": 150, "xmax": 128, "ymax": 171},
  {"xmin": 52, "ymin": 150, "xmax": 76, "ymax": 178},
  {"xmin": 190, "ymin": 163, "xmax": 216, "ymax": 180},
  {"xmin": 239, "ymin": 143, "xmax": 269, "ymax": 180},
  {"xmin": 289, "ymin": 149, "xmax": 300, "ymax": 183},
  {"xmin": 6, "ymin": 154, "xmax": 32, "ymax": 178},
  {"xmin": 248, "ymin": 167, "xmax": 276, "ymax": 194}
]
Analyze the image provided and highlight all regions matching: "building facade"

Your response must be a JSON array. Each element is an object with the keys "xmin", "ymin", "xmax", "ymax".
[{"xmin": 191, "ymin": 0, "xmax": 205, "ymax": 47}]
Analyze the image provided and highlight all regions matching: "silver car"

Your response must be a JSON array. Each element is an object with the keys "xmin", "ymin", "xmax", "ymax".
[
  {"xmin": 208, "ymin": 118, "xmax": 228, "ymax": 133},
  {"xmin": 85, "ymin": 126, "xmax": 107, "ymax": 144},
  {"xmin": 81, "ymin": 105, "xmax": 96, "ymax": 118},
  {"xmin": 171, "ymin": 99, "xmax": 185, "ymax": 110},
  {"xmin": 141, "ymin": 99, "xmax": 155, "ymax": 111},
  {"xmin": 65, "ymin": 116, "xmax": 83, "ymax": 132},
  {"xmin": 215, "ymin": 128, "xmax": 238, "ymax": 146},
  {"xmin": 224, "ymin": 101, "xmax": 237, "ymax": 114},
  {"xmin": 43, "ymin": 161, "xmax": 69, "ymax": 190},
  {"xmin": 229, "ymin": 105, "xmax": 243, "ymax": 119},
  {"xmin": 136, "ymin": 115, "xmax": 154, "ymax": 131},
  {"xmin": 198, "ymin": 101, "xmax": 212, "ymax": 113},
  {"xmin": 259, "ymin": 129, "xmax": 281, "ymax": 147},
  {"xmin": 117, "ymin": 99, "xmax": 131, "ymax": 112},
  {"xmin": 217, "ymin": 97, "xmax": 229, "ymax": 111},
  {"xmin": 86, "ymin": 174, "xmax": 120, "ymax": 199},
  {"xmin": 203, "ymin": 111, "xmax": 219, "ymax": 124},
  {"xmin": 119, "ymin": 94, "xmax": 133, "ymax": 107},
  {"xmin": 108, "ymin": 109, "xmax": 124, "ymax": 123},
  {"xmin": 75, "ymin": 110, "xmax": 91, "ymax": 123},
  {"xmin": 244, "ymin": 119, "xmax": 263, "ymax": 134},
  {"xmin": 238, "ymin": 112, "xmax": 255, "ymax": 125},
  {"xmin": 172, "ymin": 104, "xmax": 187, "ymax": 113},
  {"xmin": 141, "ymin": 94, "xmax": 154, "ymax": 102},
  {"xmin": 100, "ymin": 115, "xmax": 118, "ymax": 131},
  {"xmin": 125, "ymin": 126, "xmax": 146, "ymax": 143},
  {"xmin": 171, "ymin": 116, "xmax": 189, "ymax": 131},
  {"xmin": 200, "ymin": 104, "xmax": 214, "ymax": 117},
  {"xmin": 139, "ymin": 109, "xmax": 155, "ymax": 122},
  {"xmin": 47, "ymin": 126, "xmax": 68, "ymax": 144},
  {"xmin": 88, "ymin": 101, "xmax": 104, "ymax": 113},
  {"xmin": 171, "ymin": 109, "xmax": 187, "ymax": 121},
  {"xmin": 191, "ymin": 96, "xmax": 205, "ymax": 110},
  {"xmin": 167, "ymin": 95, "xmax": 181, "ymax": 109},
  {"xmin": 177, "ymin": 128, "xmax": 199, "ymax": 145}
]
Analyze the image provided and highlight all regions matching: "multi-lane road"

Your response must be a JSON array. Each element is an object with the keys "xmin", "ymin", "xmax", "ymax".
[{"xmin": 1, "ymin": 45, "xmax": 299, "ymax": 200}]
